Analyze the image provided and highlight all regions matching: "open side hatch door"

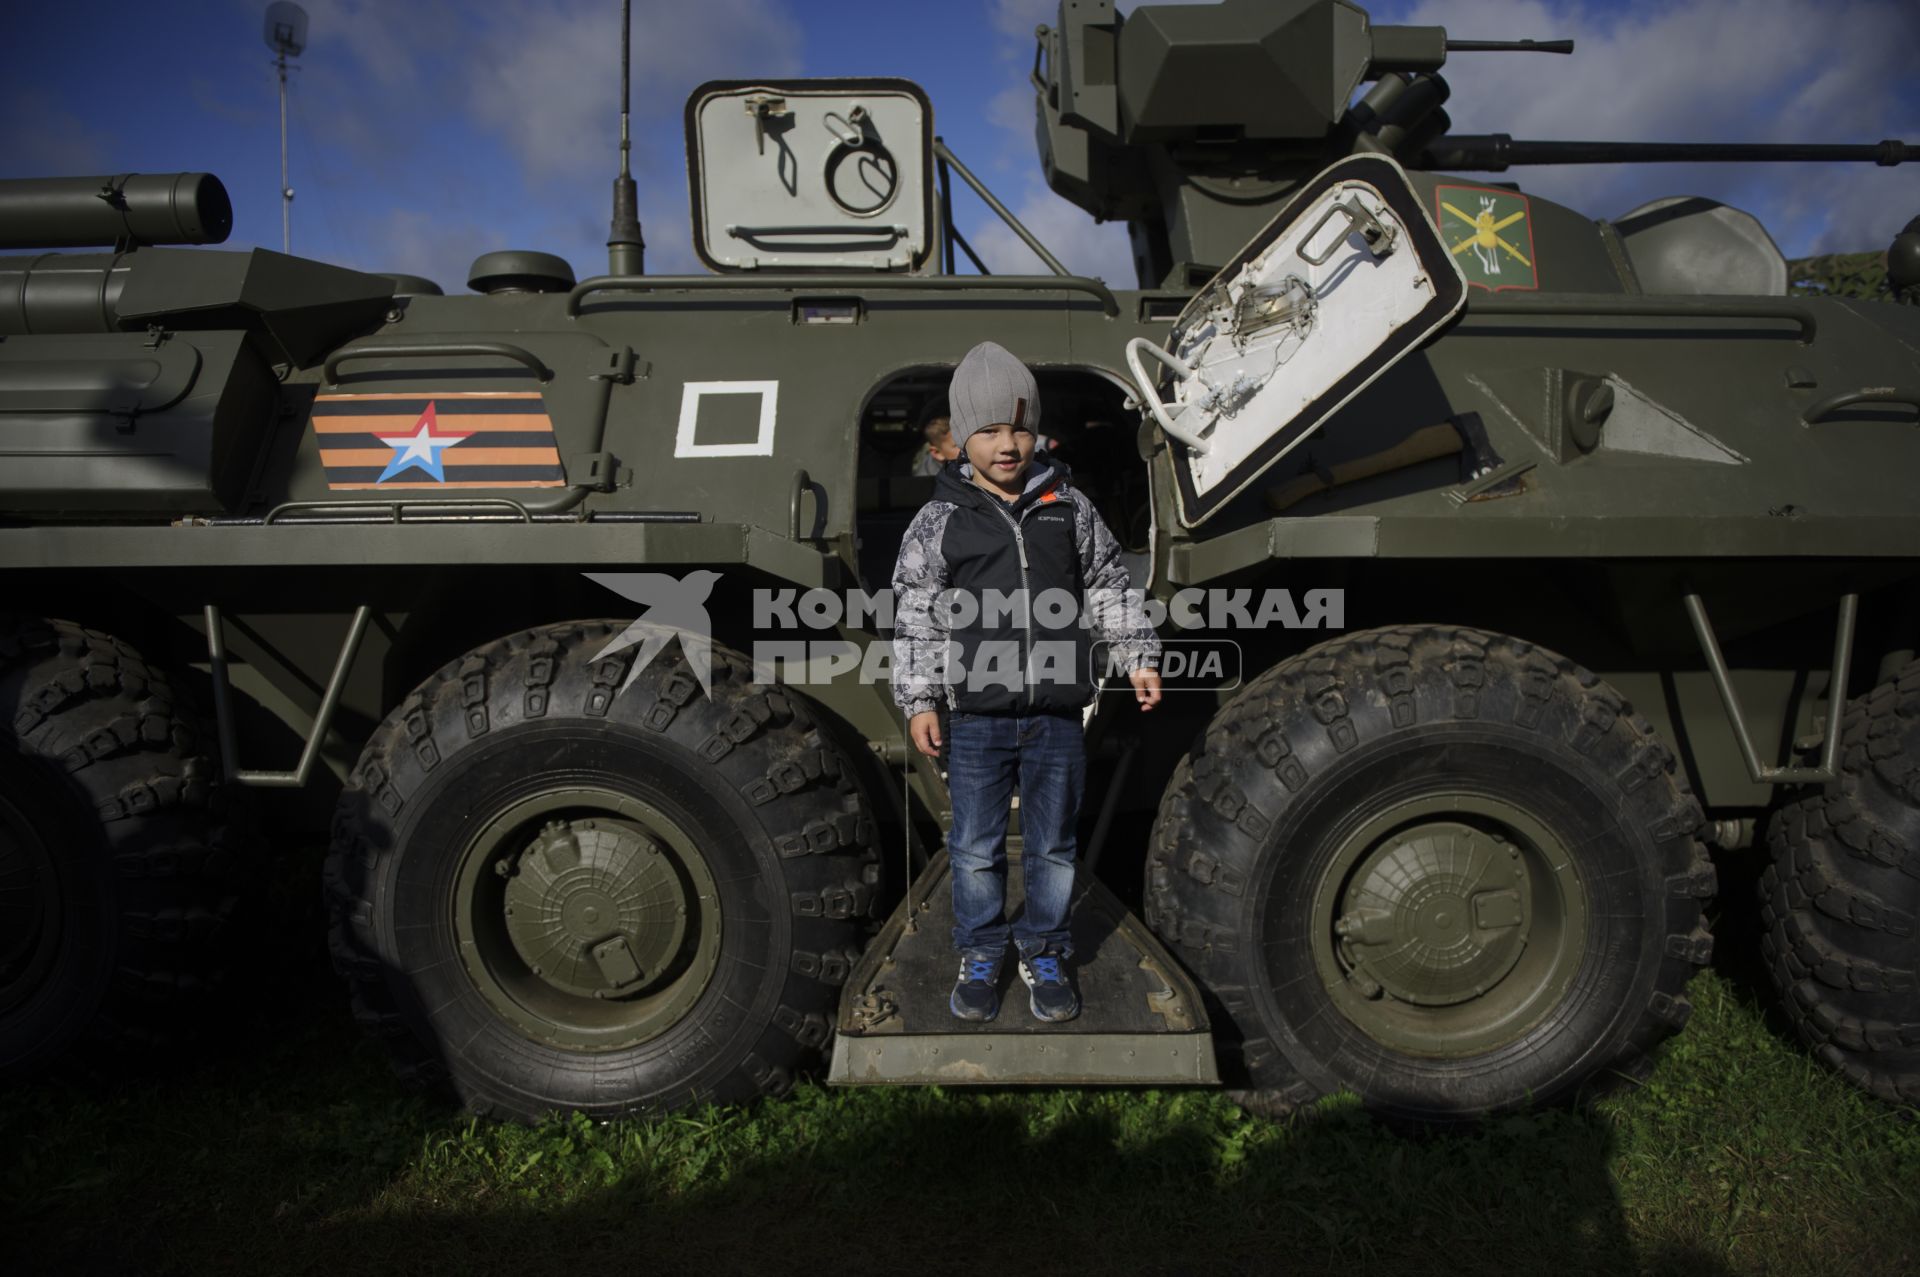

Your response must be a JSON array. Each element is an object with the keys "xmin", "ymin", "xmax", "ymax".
[
  {"xmin": 1126, "ymin": 154, "xmax": 1469, "ymax": 527},
  {"xmin": 685, "ymin": 78, "xmax": 934, "ymax": 273}
]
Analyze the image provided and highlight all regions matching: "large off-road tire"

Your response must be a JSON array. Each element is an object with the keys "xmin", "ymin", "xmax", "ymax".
[
  {"xmin": 0, "ymin": 618, "xmax": 239, "ymax": 1078},
  {"xmin": 1761, "ymin": 658, "xmax": 1920, "ymax": 1106},
  {"xmin": 324, "ymin": 621, "xmax": 879, "ymax": 1123},
  {"xmin": 1146, "ymin": 626, "xmax": 1714, "ymax": 1122}
]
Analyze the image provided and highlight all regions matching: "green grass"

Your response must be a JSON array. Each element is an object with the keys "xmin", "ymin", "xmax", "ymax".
[{"xmin": 4, "ymin": 931, "xmax": 1916, "ymax": 1274}]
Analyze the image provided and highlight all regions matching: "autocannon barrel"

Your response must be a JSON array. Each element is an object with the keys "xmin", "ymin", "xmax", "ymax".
[
  {"xmin": 1416, "ymin": 136, "xmax": 1914, "ymax": 171},
  {"xmin": 0, "ymin": 173, "xmax": 233, "ymax": 250}
]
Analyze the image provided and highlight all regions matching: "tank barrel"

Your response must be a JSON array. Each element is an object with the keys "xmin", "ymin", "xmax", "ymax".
[
  {"xmin": 0, "ymin": 174, "xmax": 233, "ymax": 250},
  {"xmin": 1418, "ymin": 136, "xmax": 1914, "ymax": 170}
]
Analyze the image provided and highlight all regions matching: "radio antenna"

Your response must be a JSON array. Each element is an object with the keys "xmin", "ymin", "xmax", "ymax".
[
  {"xmin": 607, "ymin": 0, "xmax": 646, "ymax": 275},
  {"xmin": 263, "ymin": 2, "xmax": 309, "ymax": 255}
]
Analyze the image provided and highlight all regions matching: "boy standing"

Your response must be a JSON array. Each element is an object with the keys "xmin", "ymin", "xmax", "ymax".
[{"xmin": 891, "ymin": 340, "xmax": 1161, "ymax": 1023}]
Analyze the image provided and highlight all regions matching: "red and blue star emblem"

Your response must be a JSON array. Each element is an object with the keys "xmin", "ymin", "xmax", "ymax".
[{"xmin": 373, "ymin": 402, "xmax": 472, "ymax": 484}]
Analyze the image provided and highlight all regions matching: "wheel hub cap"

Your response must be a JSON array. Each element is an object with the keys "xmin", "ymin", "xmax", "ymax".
[
  {"xmin": 454, "ymin": 787, "xmax": 723, "ymax": 1053},
  {"xmin": 503, "ymin": 818, "xmax": 689, "ymax": 1000},
  {"xmin": 1334, "ymin": 821, "xmax": 1529, "ymax": 1007},
  {"xmin": 1308, "ymin": 792, "xmax": 1590, "ymax": 1058}
]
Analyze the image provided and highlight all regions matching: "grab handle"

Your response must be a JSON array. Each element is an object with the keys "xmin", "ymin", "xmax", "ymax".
[
  {"xmin": 1124, "ymin": 337, "xmax": 1211, "ymax": 454},
  {"xmin": 324, "ymin": 341, "xmax": 551, "ymax": 385},
  {"xmin": 1802, "ymin": 386, "xmax": 1920, "ymax": 425}
]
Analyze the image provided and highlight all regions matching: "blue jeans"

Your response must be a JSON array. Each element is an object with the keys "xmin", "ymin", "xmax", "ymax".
[{"xmin": 944, "ymin": 710, "xmax": 1085, "ymax": 959}]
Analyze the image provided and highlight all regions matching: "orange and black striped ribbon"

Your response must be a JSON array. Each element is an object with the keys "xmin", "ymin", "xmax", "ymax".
[{"xmin": 311, "ymin": 392, "xmax": 566, "ymax": 489}]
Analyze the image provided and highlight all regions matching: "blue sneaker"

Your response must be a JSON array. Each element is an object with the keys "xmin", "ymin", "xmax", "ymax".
[
  {"xmin": 950, "ymin": 949, "xmax": 1004, "ymax": 1021},
  {"xmin": 1018, "ymin": 952, "xmax": 1080, "ymax": 1022}
]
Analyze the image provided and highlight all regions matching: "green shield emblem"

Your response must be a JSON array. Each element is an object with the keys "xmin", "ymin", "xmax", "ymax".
[{"xmin": 1436, "ymin": 185, "xmax": 1538, "ymax": 291}]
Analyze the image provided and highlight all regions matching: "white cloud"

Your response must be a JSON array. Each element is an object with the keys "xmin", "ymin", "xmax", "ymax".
[
  {"xmin": 987, "ymin": 83, "xmax": 1034, "ymax": 136},
  {"xmin": 363, "ymin": 208, "xmax": 505, "ymax": 294},
  {"xmin": 465, "ymin": 0, "xmax": 804, "ymax": 182},
  {"xmin": 1766, "ymin": 163, "xmax": 1920, "ymax": 257},
  {"xmin": 1389, "ymin": 0, "xmax": 1909, "ymax": 139},
  {"xmin": 990, "ymin": 0, "xmax": 1057, "ymax": 41},
  {"xmin": 967, "ymin": 188, "xmax": 1136, "ymax": 283},
  {"xmin": 288, "ymin": 0, "xmax": 801, "ymax": 278}
]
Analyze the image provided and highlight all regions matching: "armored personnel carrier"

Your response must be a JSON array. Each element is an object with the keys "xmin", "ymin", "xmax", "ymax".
[{"xmin": 3, "ymin": 0, "xmax": 1916, "ymax": 1122}]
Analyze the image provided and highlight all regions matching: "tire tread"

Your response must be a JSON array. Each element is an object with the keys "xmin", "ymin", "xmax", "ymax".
[
  {"xmin": 0, "ymin": 618, "xmax": 241, "ymax": 1077},
  {"xmin": 1762, "ymin": 658, "xmax": 1920, "ymax": 1106},
  {"xmin": 322, "ymin": 620, "xmax": 879, "ymax": 1122},
  {"xmin": 1145, "ymin": 624, "xmax": 1711, "ymax": 1120}
]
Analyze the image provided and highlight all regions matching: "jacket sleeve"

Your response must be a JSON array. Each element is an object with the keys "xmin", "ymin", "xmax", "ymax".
[
  {"xmin": 1073, "ymin": 490, "xmax": 1161, "ymax": 675},
  {"xmin": 890, "ymin": 501, "xmax": 955, "ymax": 717}
]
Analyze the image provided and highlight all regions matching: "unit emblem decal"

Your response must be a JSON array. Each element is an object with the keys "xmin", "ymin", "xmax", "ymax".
[
  {"xmin": 1435, "ymin": 184, "xmax": 1538, "ymax": 291},
  {"xmin": 311, "ymin": 392, "xmax": 566, "ymax": 489}
]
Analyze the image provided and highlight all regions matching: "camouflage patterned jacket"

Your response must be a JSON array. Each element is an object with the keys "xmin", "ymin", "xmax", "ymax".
[{"xmin": 891, "ymin": 452, "xmax": 1160, "ymax": 718}]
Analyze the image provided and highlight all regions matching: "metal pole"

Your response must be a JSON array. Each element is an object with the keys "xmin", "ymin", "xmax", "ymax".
[
  {"xmin": 937, "ymin": 154, "xmax": 954, "ymax": 275},
  {"xmin": 277, "ymin": 50, "xmax": 291, "ymax": 254},
  {"xmin": 932, "ymin": 137, "xmax": 1071, "ymax": 277}
]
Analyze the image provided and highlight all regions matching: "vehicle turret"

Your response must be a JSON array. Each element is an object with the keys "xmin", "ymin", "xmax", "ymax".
[{"xmin": 1034, "ymin": 0, "xmax": 1914, "ymax": 287}]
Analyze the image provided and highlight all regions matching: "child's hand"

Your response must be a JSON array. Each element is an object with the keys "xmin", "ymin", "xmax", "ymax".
[
  {"xmin": 909, "ymin": 710, "xmax": 943, "ymax": 757},
  {"xmin": 1130, "ymin": 667, "xmax": 1162, "ymax": 711}
]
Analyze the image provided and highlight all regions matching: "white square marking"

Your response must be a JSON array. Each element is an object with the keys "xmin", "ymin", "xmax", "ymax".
[{"xmin": 674, "ymin": 380, "xmax": 779, "ymax": 457}]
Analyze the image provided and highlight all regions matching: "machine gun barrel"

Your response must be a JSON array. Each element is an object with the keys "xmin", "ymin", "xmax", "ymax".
[
  {"xmin": 0, "ymin": 173, "xmax": 233, "ymax": 250},
  {"xmin": 1417, "ymin": 135, "xmax": 1913, "ymax": 171},
  {"xmin": 1443, "ymin": 39, "xmax": 1574, "ymax": 54}
]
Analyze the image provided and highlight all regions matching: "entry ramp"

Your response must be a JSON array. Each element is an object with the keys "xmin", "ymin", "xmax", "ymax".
[{"xmin": 828, "ymin": 843, "xmax": 1219, "ymax": 1086}]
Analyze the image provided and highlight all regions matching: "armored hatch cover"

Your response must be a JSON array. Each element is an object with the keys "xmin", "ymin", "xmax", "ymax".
[{"xmin": 829, "ymin": 844, "xmax": 1219, "ymax": 1087}]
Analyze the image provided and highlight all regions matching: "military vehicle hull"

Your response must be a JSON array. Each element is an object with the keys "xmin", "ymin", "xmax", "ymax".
[
  {"xmin": 4, "ymin": 0, "xmax": 1918, "ymax": 1119},
  {"xmin": 5, "ymin": 254, "xmax": 1913, "ymax": 1116}
]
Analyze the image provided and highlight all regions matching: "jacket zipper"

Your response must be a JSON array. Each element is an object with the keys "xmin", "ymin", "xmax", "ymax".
[{"xmin": 988, "ymin": 496, "xmax": 1036, "ymax": 712}]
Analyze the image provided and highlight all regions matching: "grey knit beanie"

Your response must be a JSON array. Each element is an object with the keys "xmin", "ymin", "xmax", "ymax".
[{"xmin": 948, "ymin": 341, "xmax": 1041, "ymax": 448}]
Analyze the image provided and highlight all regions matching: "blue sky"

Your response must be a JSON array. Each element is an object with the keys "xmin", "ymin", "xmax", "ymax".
[{"xmin": 4, "ymin": 0, "xmax": 1915, "ymax": 290}]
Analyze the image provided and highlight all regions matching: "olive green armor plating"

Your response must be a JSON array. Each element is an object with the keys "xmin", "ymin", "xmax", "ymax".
[{"xmin": 2, "ymin": 0, "xmax": 1916, "ymax": 1121}]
